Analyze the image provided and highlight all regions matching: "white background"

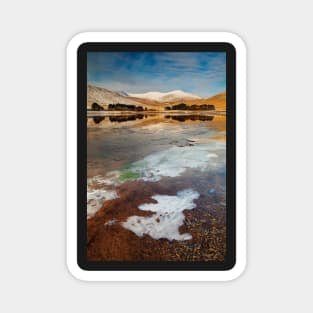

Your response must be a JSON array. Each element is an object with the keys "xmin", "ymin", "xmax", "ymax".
[{"xmin": 0, "ymin": 0, "xmax": 312, "ymax": 312}]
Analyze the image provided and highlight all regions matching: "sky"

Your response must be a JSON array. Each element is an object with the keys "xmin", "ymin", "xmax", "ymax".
[{"xmin": 87, "ymin": 52, "xmax": 226, "ymax": 98}]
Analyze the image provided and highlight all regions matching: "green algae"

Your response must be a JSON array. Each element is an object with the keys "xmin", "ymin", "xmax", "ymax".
[
  {"xmin": 118, "ymin": 160, "xmax": 149, "ymax": 182},
  {"xmin": 118, "ymin": 169, "xmax": 140, "ymax": 182}
]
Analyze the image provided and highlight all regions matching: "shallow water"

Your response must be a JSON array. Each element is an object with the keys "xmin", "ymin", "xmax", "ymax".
[
  {"xmin": 87, "ymin": 113, "xmax": 226, "ymax": 261},
  {"xmin": 87, "ymin": 113, "xmax": 225, "ymax": 176}
]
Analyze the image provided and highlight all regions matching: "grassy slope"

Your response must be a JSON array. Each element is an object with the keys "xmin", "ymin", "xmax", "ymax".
[{"xmin": 167, "ymin": 91, "xmax": 226, "ymax": 111}]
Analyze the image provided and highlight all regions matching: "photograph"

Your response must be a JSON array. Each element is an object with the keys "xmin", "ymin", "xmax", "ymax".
[{"xmin": 86, "ymin": 51, "xmax": 228, "ymax": 262}]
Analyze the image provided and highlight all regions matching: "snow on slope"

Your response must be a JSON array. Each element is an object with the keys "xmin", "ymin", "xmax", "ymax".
[
  {"xmin": 87, "ymin": 85, "xmax": 141, "ymax": 109},
  {"xmin": 129, "ymin": 90, "xmax": 200, "ymax": 102}
]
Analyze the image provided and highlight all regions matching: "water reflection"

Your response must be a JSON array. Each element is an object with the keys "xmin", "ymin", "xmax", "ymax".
[
  {"xmin": 88, "ymin": 113, "xmax": 215, "ymax": 125},
  {"xmin": 93, "ymin": 116, "xmax": 105, "ymax": 124},
  {"xmin": 165, "ymin": 115, "xmax": 214, "ymax": 122},
  {"xmin": 109, "ymin": 114, "xmax": 144, "ymax": 123}
]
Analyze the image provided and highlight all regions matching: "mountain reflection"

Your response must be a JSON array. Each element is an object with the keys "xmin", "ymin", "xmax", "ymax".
[
  {"xmin": 88, "ymin": 113, "xmax": 215, "ymax": 125},
  {"xmin": 109, "ymin": 114, "xmax": 144, "ymax": 123},
  {"xmin": 165, "ymin": 115, "xmax": 214, "ymax": 122}
]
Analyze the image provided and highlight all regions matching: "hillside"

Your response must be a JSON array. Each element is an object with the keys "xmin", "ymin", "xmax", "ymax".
[
  {"xmin": 87, "ymin": 85, "xmax": 164, "ymax": 110},
  {"xmin": 87, "ymin": 85, "xmax": 142, "ymax": 109},
  {"xmin": 167, "ymin": 91, "xmax": 226, "ymax": 111}
]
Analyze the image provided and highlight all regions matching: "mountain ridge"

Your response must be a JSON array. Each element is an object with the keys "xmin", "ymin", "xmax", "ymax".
[
  {"xmin": 129, "ymin": 90, "xmax": 200, "ymax": 102},
  {"xmin": 87, "ymin": 85, "xmax": 226, "ymax": 111}
]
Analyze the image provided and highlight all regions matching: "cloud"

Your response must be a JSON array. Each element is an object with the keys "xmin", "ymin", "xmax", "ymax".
[{"xmin": 87, "ymin": 52, "xmax": 226, "ymax": 97}]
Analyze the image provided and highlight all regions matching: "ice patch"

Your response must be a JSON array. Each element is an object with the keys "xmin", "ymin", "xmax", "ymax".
[
  {"xmin": 88, "ymin": 171, "xmax": 120, "ymax": 186},
  {"xmin": 130, "ymin": 143, "xmax": 224, "ymax": 182},
  {"xmin": 87, "ymin": 173, "xmax": 121, "ymax": 219},
  {"xmin": 87, "ymin": 189, "xmax": 118, "ymax": 219},
  {"xmin": 122, "ymin": 189, "xmax": 200, "ymax": 241}
]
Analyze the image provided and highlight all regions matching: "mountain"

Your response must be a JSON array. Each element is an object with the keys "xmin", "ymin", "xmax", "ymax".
[
  {"xmin": 87, "ymin": 85, "xmax": 226, "ymax": 111},
  {"xmin": 129, "ymin": 90, "xmax": 200, "ymax": 102},
  {"xmin": 88, "ymin": 85, "xmax": 168, "ymax": 110}
]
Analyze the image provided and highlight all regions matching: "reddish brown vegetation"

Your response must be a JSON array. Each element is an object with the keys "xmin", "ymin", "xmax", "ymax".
[{"xmin": 87, "ymin": 173, "xmax": 226, "ymax": 262}]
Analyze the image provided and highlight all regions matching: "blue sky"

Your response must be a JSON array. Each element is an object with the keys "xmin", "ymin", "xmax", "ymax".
[{"xmin": 87, "ymin": 52, "xmax": 226, "ymax": 98}]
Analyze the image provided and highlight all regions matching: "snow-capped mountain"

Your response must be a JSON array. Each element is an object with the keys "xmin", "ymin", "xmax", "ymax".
[
  {"xmin": 129, "ymin": 90, "xmax": 200, "ymax": 102},
  {"xmin": 87, "ymin": 85, "xmax": 167, "ymax": 110},
  {"xmin": 87, "ymin": 85, "xmax": 225, "ymax": 111}
]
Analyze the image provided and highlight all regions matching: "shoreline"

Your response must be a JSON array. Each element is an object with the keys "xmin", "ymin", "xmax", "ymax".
[{"xmin": 87, "ymin": 110, "xmax": 226, "ymax": 116}]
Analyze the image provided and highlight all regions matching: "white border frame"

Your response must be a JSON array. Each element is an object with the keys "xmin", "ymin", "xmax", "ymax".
[{"xmin": 66, "ymin": 32, "xmax": 246, "ymax": 281}]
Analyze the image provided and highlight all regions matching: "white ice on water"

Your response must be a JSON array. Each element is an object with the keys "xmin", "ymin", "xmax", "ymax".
[
  {"xmin": 131, "ymin": 143, "xmax": 224, "ymax": 182},
  {"xmin": 87, "ymin": 189, "xmax": 118, "ymax": 219},
  {"xmin": 122, "ymin": 189, "xmax": 200, "ymax": 241}
]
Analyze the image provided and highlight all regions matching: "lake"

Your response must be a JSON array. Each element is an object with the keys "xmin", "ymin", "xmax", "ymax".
[{"xmin": 87, "ymin": 113, "xmax": 226, "ymax": 261}]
